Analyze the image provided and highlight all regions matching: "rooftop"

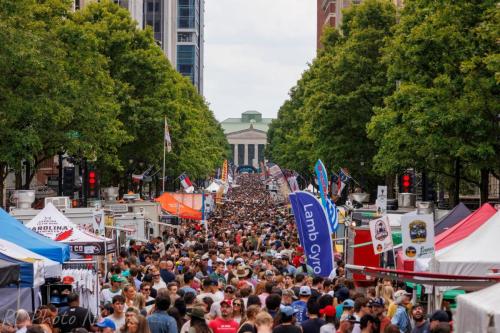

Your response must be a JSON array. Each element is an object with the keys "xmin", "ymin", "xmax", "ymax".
[{"xmin": 220, "ymin": 111, "xmax": 274, "ymax": 134}]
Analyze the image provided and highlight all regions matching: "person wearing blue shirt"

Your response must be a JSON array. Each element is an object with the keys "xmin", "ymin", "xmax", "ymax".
[
  {"xmin": 391, "ymin": 290, "xmax": 412, "ymax": 333},
  {"xmin": 147, "ymin": 296, "xmax": 178, "ymax": 333},
  {"xmin": 292, "ymin": 286, "xmax": 311, "ymax": 323}
]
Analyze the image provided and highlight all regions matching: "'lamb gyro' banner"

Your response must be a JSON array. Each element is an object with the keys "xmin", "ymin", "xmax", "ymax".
[
  {"xmin": 401, "ymin": 212, "xmax": 434, "ymax": 260},
  {"xmin": 369, "ymin": 216, "xmax": 393, "ymax": 254},
  {"xmin": 289, "ymin": 191, "xmax": 335, "ymax": 277}
]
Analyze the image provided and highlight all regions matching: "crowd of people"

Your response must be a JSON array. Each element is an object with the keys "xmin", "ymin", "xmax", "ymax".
[{"xmin": 2, "ymin": 174, "xmax": 454, "ymax": 333}]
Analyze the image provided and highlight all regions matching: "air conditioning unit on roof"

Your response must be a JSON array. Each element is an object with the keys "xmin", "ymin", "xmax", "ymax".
[{"xmin": 44, "ymin": 197, "xmax": 71, "ymax": 210}]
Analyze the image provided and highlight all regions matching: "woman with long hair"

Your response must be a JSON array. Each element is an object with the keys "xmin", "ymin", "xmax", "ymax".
[
  {"xmin": 232, "ymin": 298, "xmax": 246, "ymax": 324},
  {"xmin": 181, "ymin": 307, "xmax": 211, "ymax": 333},
  {"xmin": 120, "ymin": 314, "xmax": 150, "ymax": 333},
  {"xmin": 32, "ymin": 306, "xmax": 54, "ymax": 333},
  {"xmin": 238, "ymin": 305, "xmax": 260, "ymax": 333}
]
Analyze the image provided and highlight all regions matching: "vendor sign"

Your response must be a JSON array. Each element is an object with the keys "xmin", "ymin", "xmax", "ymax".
[
  {"xmin": 401, "ymin": 212, "xmax": 434, "ymax": 260},
  {"xmin": 369, "ymin": 216, "xmax": 393, "ymax": 254}
]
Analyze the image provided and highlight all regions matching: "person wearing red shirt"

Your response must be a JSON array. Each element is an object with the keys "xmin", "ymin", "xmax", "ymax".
[
  {"xmin": 209, "ymin": 300, "xmax": 239, "ymax": 333},
  {"xmin": 292, "ymin": 246, "xmax": 304, "ymax": 268}
]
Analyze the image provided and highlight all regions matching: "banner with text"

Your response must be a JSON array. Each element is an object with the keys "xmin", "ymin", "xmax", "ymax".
[
  {"xmin": 289, "ymin": 191, "xmax": 335, "ymax": 277},
  {"xmin": 401, "ymin": 212, "xmax": 435, "ymax": 260}
]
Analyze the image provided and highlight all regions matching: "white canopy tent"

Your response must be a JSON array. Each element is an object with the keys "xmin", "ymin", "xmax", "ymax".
[
  {"xmin": 455, "ymin": 283, "xmax": 500, "ymax": 333},
  {"xmin": 0, "ymin": 238, "xmax": 61, "ymax": 286},
  {"xmin": 27, "ymin": 203, "xmax": 113, "ymax": 256},
  {"xmin": 430, "ymin": 211, "xmax": 500, "ymax": 276},
  {"xmin": 205, "ymin": 182, "xmax": 220, "ymax": 193}
]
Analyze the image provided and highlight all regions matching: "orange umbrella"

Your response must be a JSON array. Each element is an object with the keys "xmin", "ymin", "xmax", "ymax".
[{"xmin": 155, "ymin": 192, "xmax": 202, "ymax": 220}]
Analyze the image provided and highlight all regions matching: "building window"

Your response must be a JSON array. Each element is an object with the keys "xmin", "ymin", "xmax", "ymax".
[
  {"xmin": 238, "ymin": 144, "xmax": 245, "ymax": 166},
  {"xmin": 178, "ymin": 0, "xmax": 196, "ymax": 29},
  {"xmin": 178, "ymin": 32, "xmax": 194, "ymax": 42},
  {"xmin": 258, "ymin": 144, "xmax": 265, "ymax": 163},
  {"xmin": 248, "ymin": 145, "xmax": 255, "ymax": 165}
]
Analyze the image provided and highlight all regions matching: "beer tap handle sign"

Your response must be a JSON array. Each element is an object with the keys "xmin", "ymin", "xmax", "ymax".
[{"xmin": 401, "ymin": 212, "xmax": 435, "ymax": 260}]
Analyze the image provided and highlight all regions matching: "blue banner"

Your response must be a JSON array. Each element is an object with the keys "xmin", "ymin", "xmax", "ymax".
[
  {"xmin": 314, "ymin": 160, "xmax": 329, "ymax": 207},
  {"xmin": 289, "ymin": 193, "xmax": 306, "ymax": 247},
  {"xmin": 290, "ymin": 191, "xmax": 335, "ymax": 277}
]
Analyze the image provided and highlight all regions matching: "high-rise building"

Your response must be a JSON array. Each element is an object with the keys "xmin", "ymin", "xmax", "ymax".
[
  {"xmin": 143, "ymin": 0, "xmax": 204, "ymax": 94},
  {"xmin": 317, "ymin": 0, "xmax": 362, "ymax": 49},
  {"xmin": 77, "ymin": 0, "xmax": 204, "ymax": 94}
]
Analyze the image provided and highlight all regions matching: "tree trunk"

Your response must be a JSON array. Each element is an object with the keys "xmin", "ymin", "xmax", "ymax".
[
  {"xmin": 453, "ymin": 158, "xmax": 460, "ymax": 206},
  {"xmin": 15, "ymin": 170, "xmax": 22, "ymax": 190},
  {"xmin": 385, "ymin": 174, "xmax": 395, "ymax": 199},
  {"xmin": 0, "ymin": 164, "xmax": 7, "ymax": 209},
  {"xmin": 480, "ymin": 168, "xmax": 489, "ymax": 205},
  {"xmin": 23, "ymin": 161, "xmax": 31, "ymax": 189}
]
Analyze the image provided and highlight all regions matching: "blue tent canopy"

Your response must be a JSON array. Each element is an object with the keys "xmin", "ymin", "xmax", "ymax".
[
  {"xmin": 0, "ymin": 209, "xmax": 70, "ymax": 263},
  {"xmin": 0, "ymin": 253, "xmax": 35, "ymax": 288}
]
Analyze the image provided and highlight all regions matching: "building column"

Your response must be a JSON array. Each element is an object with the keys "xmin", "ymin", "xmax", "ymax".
[
  {"xmin": 254, "ymin": 144, "xmax": 258, "ymax": 167},
  {"xmin": 234, "ymin": 144, "xmax": 238, "ymax": 166},
  {"xmin": 244, "ymin": 144, "xmax": 248, "ymax": 165}
]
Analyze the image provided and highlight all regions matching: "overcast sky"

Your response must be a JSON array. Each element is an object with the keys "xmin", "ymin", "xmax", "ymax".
[{"xmin": 204, "ymin": 0, "xmax": 316, "ymax": 121}]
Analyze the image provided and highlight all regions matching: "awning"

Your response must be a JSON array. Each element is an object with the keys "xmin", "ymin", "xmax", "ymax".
[
  {"xmin": 0, "ymin": 259, "xmax": 20, "ymax": 287},
  {"xmin": 346, "ymin": 264, "xmax": 500, "ymax": 287},
  {"xmin": 156, "ymin": 193, "xmax": 202, "ymax": 220}
]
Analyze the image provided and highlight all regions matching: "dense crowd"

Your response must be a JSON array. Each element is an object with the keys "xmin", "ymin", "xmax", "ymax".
[{"xmin": 2, "ymin": 174, "xmax": 453, "ymax": 333}]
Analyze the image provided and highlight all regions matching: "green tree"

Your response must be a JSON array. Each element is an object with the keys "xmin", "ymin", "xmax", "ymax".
[
  {"xmin": 268, "ymin": 0, "xmax": 396, "ymax": 192},
  {"xmin": 367, "ymin": 0, "xmax": 499, "ymax": 204}
]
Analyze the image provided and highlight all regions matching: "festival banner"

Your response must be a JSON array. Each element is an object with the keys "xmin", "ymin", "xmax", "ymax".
[
  {"xmin": 369, "ymin": 216, "xmax": 393, "ymax": 254},
  {"xmin": 337, "ymin": 168, "xmax": 351, "ymax": 196},
  {"xmin": 269, "ymin": 164, "xmax": 290, "ymax": 200},
  {"xmin": 290, "ymin": 191, "xmax": 335, "ymax": 277},
  {"xmin": 376, "ymin": 186, "xmax": 388, "ymax": 215},
  {"xmin": 287, "ymin": 175, "xmax": 300, "ymax": 192},
  {"xmin": 401, "ymin": 212, "xmax": 435, "ymax": 260},
  {"xmin": 289, "ymin": 193, "xmax": 306, "ymax": 247},
  {"xmin": 164, "ymin": 117, "xmax": 172, "ymax": 153},
  {"xmin": 314, "ymin": 160, "xmax": 329, "ymax": 206},
  {"xmin": 221, "ymin": 160, "xmax": 228, "ymax": 183}
]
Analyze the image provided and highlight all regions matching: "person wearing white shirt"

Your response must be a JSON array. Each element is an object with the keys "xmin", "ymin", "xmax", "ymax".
[
  {"xmin": 152, "ymin": 269, "xmax": 167, "ymax": 290},
  {"xmin": 15, "ymin": 310, "xmax": 30, "ymax": 333}
]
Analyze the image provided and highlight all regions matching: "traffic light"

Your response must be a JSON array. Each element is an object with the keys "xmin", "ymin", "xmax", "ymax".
[
  {"xmin": 401, "ymin": 172, "xmax": 413, "ymax": 193},
  {"xmin": 88, "ymin": 167, "xmax": 98, "ymax": 198},
  {"xmin": 62, "ymin": 167, "xmax": 75, "ymax": 197}
]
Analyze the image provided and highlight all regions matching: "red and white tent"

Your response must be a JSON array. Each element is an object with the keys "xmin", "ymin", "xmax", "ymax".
[{"xmin": 27, "ymin": 203, "xmax": 114, "ymax": 255}]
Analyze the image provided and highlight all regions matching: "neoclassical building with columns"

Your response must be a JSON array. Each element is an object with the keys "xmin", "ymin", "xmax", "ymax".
[{"xmin": 220, "ymin": 111, "xmax": 273, "ymax": 168}]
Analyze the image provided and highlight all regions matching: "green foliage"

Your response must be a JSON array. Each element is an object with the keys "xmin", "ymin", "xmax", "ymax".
[
  {"xmin": 367, "ymin": 0, "xmax": 499, "ymax": 182},
  {"xmin": 0, "ymin": 0, "xmax": 227, "ymax": 194},
  {"xmin": 268, "ymin": 0, "xmax": 396, "ymax": 189}
]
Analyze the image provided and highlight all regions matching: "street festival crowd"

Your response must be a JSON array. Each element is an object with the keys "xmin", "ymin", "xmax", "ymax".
[{"xmin": 2, "ymin": 174, "xmax": 454, "ymax": 333}]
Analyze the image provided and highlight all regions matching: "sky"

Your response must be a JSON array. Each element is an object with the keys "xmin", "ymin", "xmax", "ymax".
[{"xmin": 204, "ymin": 0, "xmax": 317, "ymax": 121}]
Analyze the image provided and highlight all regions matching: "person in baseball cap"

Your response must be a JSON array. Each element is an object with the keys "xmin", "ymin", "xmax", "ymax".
[
  {"xmin": 339, "ymin": 299, "xmax": 355, "ymax": 321},
  {"xmin": 95, "ymin": 318, "xmax": 116, "ymax": 333}
]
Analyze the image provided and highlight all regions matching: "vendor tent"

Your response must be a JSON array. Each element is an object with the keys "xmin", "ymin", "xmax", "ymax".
[
  {"xmin": 455, "ymin": 283, "xmax": 500, "ymax": 333},
  {"xmin": 430, "ymin": 210, "xmax": 500, "ymax": 276},
  {"xmin": 0, "ymin": 238, "xmax": 61, "ymax": 287},
  {"xmin": 0, "ymin": 259, "xmax": 20, "ymax": 287},
  {"xmin": 434, "ymin": 203, "xmax": 471, "ymax": 235},
  {"xmin": 206, "ymin": 182, "xmax": 220, "ymax": 193},
  {"xmin": 27, "ymin": 203, "xmax": 113, "ymax": 255},
  {"xmin": 435, "ymin": 203, "xmax": 496, "ymax": 251},
  {"xmin": 156, "ymin": 193, "xmax": 202, "ymax": 220},
  {"xmin": 0, "ymin": 208, "xmax": 69, "ymax": 263}
]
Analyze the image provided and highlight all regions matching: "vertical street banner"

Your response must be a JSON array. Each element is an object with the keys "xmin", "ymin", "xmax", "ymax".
[
  {"xmin": 287, "ymin": 173, "xmax": 300, "ymax": 192},
  {"xmin": 269, "ymin": 164, "xmax": 290, "ymax": 200},
  {"xmin": 289, "ymin": 191, "xmax": 335, "ymax": 277},
  {"xmin": 314, "ymin": 160, "xmax": 338, "ymax": 232},
  {"xmin": 401, "ymin": 212, "xmax": 435, "ymax": 260},
  {"xmin": 369, "ymin": 216, "xmax": 393, "ymax": 254},
  {"xmin": 376, "ymin": 186, "xmax": 388, "ymax": 215},
  {"xmin": 164, "ymin": 117, "xmax": 172, "ymax": 153},
  {"xmin": 221, "ymin": 160, "xmax": 228, "ymax": 183},
  {"xmin": 289, "ymin": 193, "xmax": 306, "ymax": 247},
  {"xmin": 314, "ymin": 160, "xmax": 329, "ymax": 207},
  {"xmin": 337, "ymin": 168, "xmax": 351, "ymax": 196}
]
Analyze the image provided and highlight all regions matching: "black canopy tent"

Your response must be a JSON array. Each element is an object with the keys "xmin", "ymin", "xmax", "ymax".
[{"xmin": 0, "ymin": 259, "xmax": 20, "ymax": 287}]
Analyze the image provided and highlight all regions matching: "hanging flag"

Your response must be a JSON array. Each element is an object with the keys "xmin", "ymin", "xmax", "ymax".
[
  {"xmin": 179, "ymin": 173, "xmax": 194, "ymax": 193},
  {"xmin": 289, "ymin": 191, "xmax": 335, "ymax": 277},
  {"xmin": 337, "ymin": 168, "xmax": 351, "ymax": 196},
  {"xmin": 330, "ymin": 172, "xmax": 339, "ymax": 196},
  {"xmin": 132, "ymin": 166, "xmax": 154, "ymax": 183},
  {"xmin": 164, "ymin": 117, "xmax": 172, "ymax": 153},
  {"xmin": 326, "ymin": 197, "xmax": 339, "ymax": 232},
  {"xmin": 221, "ymin": 160, "xmax": 228, "ymax": 183}
]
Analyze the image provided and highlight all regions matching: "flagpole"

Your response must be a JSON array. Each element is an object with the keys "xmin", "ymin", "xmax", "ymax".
[{"xmin": 162, "ymin": 116, "xmax": 166, "ymax": 193}]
